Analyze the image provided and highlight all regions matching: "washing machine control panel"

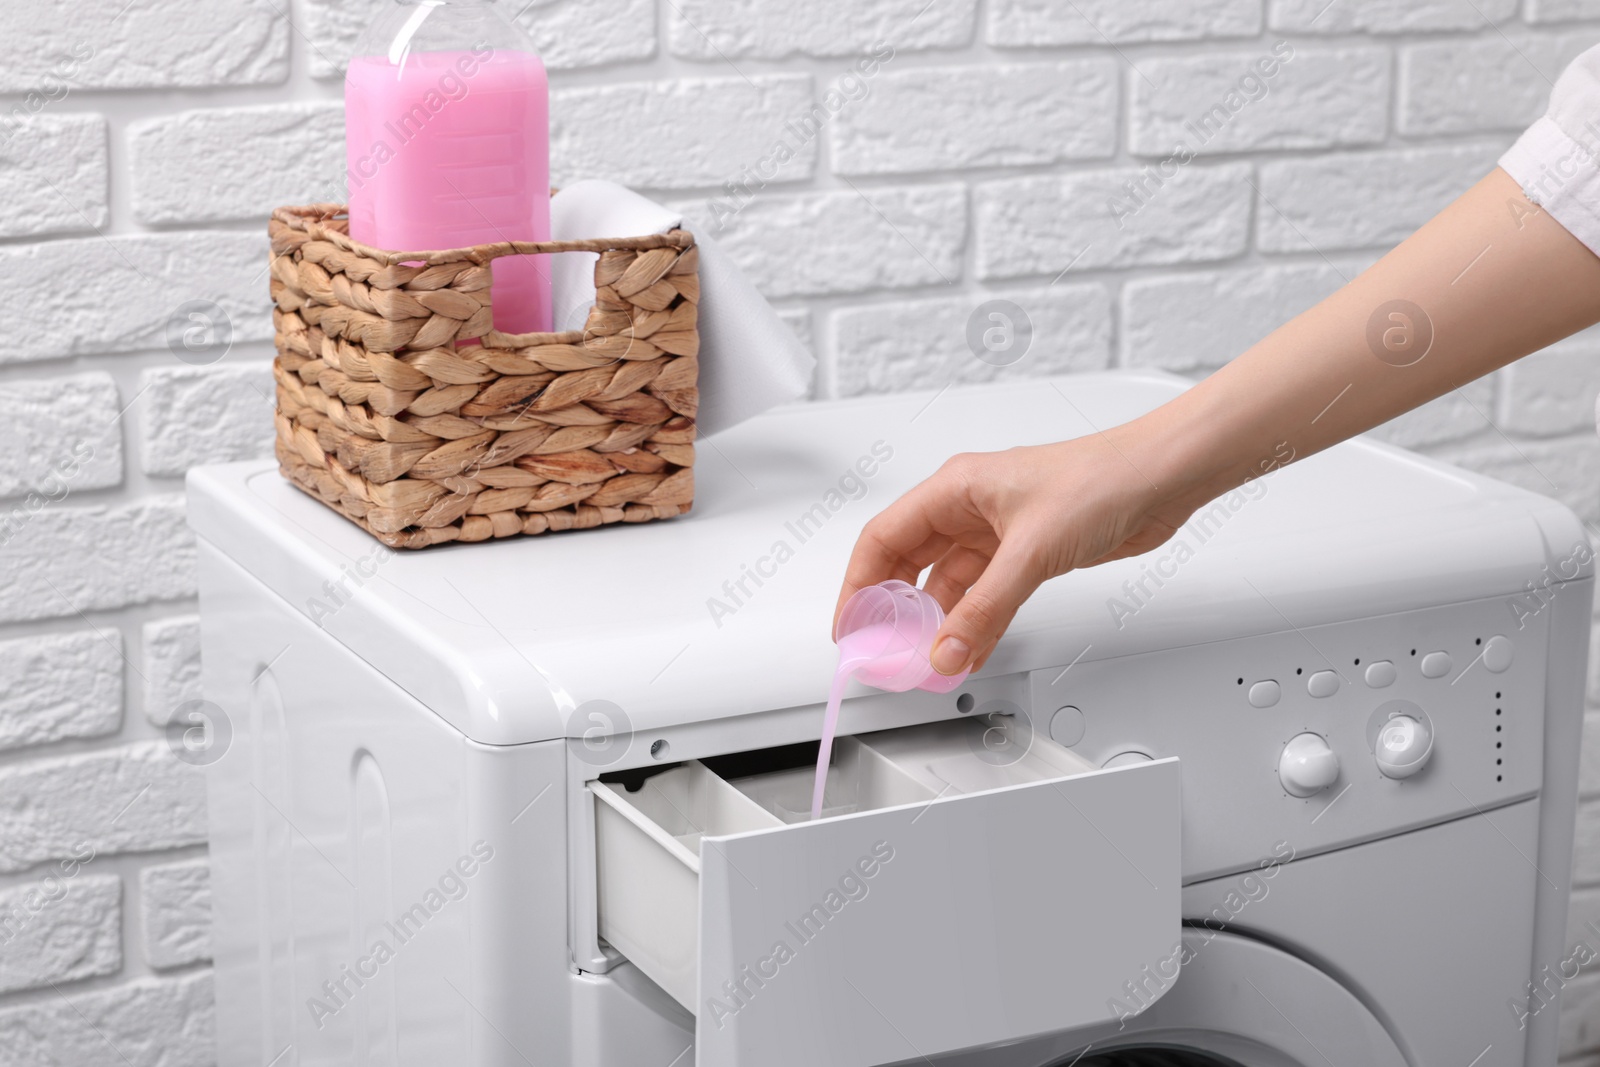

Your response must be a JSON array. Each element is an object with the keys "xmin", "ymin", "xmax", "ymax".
[
  {"xmin": 1373, "ymin": 709, "xmax": 1433, "ymax": 779},
  {"xmin": 1277, "ymin": 733, "xmax": 1339, "ymax": 796},
  {"xmin": 1030, "ymin": 593, "xmax": 1553, "ymax": 883}
]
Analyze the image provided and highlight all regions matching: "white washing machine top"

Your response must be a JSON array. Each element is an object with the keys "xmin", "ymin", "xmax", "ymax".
[{"xmin": 189, "ymin": 370, "xmax": 1589, "ymax": 745}]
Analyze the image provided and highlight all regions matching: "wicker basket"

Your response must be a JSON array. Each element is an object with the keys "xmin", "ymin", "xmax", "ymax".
[{"xmin": 268, "ymin": 204, "xmax": 698, "ymax": 549}]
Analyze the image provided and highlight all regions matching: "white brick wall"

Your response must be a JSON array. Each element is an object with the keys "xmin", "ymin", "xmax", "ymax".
[
  {"xmin": 1270, "ymin": 0, "xmax": 1518, "ymax": 32},
  {"xmin": 138, "ymin": 859, "xmax": 210, "ymax": 971},
  {"xmin": 1128, "ymin": 46, "xmax": 1390, "ymax": 155},
  {"xmin": 1120, "ymin": 261, "xmax": 1354, "ymax": 373},
  {"xmin": 129, "ymin": 103, "xmax": 346, "ymax": 225},
  {"xmin": 666, "ymin": 0, "xmax": 977, "ymax": 58},
  {"xmin": 552, "ymin": 75, "xmax": 819, "ymax": 188},
  {"xmin": 141, "ymin": 616, "xmax": 201, "ymax": 728},
  {"xmin": 0, "ymin": 114, "xmax": 110, "ymax": 238},
  {"xmin": 987, "ymin": 0, "xmax": 1262, "ymax": 44},
  {"xmin": 829, "ymin": 60, "xmax": 1118, "ymax": 174},
  {"xmin": 0, "ymin": 630, "xmax": 122, "ymax": 751},
  {"xmin": 0, "ymin": 2, "xmax": 287, "ymax": 91},
  {"xmin": 5, "ymin": 1, "xmax": 1600, "ymax": 1061},
  {"xmin": 831, "ymin": 283, "xmax": 1111, "ymax": 395},
  {"xmin": 1256, "ymin": 143, "xmax": 1506, "ymax": 252},
  {"xmin": 0, "ymin": 874, "xmax": 122, "ymax": 993},
  {"xmin": 975, "ymin": 163, "xmax": 1254, "ymax": 277}
]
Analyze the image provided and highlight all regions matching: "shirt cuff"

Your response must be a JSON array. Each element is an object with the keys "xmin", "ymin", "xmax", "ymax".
[{"xmin": 1499, "ymin": 114, "xmax": 1600, "ymax": 260}]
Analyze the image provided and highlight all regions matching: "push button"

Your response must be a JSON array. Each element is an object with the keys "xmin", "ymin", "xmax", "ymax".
[
  {"xmin": 1420, "ymin": 651, "xmax": 1451, "ymax": 679},
  {"xmin": 1307, "ymin": 670, "xmax": 1339, "ymax": 698},
  {"xmin": 1483, "ymin": 635, "xmax": 1513, "ymax": 673},
  {"xmin": 1050, "ymin": 706, "xmax": 1086, "ymax": 747},
  {"xmin": 1364, "ymin": 660, "xmax": 1396, "ymax": 688},
  {"xmin": 1248, "ymin": 680, "xmax": 1281, "ymax": 708}
]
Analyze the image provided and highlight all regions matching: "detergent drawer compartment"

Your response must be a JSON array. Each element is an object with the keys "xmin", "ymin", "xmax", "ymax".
[{"xmin": 588, "ymin": 717, "xmax": 1181, "ymax": 1067}]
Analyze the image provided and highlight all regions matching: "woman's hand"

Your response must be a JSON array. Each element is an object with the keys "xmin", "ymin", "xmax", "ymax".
[
  {"xmin": 833, "ymin": 428, "xmax": 1202, "ymax": 677},
  {"xmin": 835, "ymin": 170, "xmax": 1600, "ymax": 677}
]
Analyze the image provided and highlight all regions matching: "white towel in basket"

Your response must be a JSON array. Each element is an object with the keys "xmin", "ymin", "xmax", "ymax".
[{"xmin": 550, "ymin": 179, "xmax": 814, "ymax": 438}]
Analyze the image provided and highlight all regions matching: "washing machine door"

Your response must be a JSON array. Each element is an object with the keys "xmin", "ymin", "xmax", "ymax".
[
  {"xmin": 924, "ymin": 930, "xmax": 1407, "ymax": 1067},
  {"xmin": 1053, "ymin": 930, "xmax": 1407, "ymax": 1067}
]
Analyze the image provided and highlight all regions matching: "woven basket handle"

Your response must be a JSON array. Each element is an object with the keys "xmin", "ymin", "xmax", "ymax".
[{"xmin": 272, "ymin": 203, "xmax": 695, "ymax": 268}]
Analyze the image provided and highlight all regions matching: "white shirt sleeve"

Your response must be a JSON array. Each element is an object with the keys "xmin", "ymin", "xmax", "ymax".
[{"xmin": 1500, "ymin": 45, "xmax": 1600, "ymax": 257}]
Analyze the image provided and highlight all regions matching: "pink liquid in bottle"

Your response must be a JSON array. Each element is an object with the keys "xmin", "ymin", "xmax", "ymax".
[{"xmin": 346, "ymin": 46, "xmax": 552, "ymax": 334}]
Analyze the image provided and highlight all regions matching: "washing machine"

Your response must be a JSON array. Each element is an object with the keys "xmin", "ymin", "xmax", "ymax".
[{"xmin": 191, "ymin": 370, "xmax": 1591, "ymax": 1067}]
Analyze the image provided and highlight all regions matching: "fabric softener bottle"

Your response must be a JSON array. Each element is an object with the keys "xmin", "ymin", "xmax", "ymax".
[{"xmin": 346, "ymin": 0, "xmax": 552, "ymax": 334}]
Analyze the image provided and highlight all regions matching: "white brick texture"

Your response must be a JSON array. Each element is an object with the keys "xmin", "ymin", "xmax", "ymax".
[
  {"xmin": 1130, "ymin": 47, "xmax": 1390, "ymax": 156},
  {"xmin": 1400, "ymin": 34, "xmax": 1597, "ymax": 136},
  {"xmin": 1583, "ymin": 711, "xmax": 1600, "ymax": 797},
  {"xmin": 143, "ymin": 615, "xmax": 201, "ymax": 728},
  {"xmin": 139, "ymin": 859, "xmax": 211, "ymax": 970},
  {"xmin": 552, "ymin": 76, "xmax": 817, "ymax": 190},
  {"xmin": 777, "ymin": 309, "xmax": 815, "ymax": 359},
  {"xmin": 1503, "ymin": 334, "xmax": 1600, "ymax": 437},
  {"xmin": 511, "ymin": 0, "xmax": 658, "ymax": 71},
  {"xmin": 0, "ymin": 972, "xmax": 213, "ymax": 1067},
  {"xmin": 831, "ymin": 284, "xmax": 1112, "ymax": 396},
  {"xmin": 679, "ymin": 185, "xmax": 967, "ymax": 298},
  {"xmin": 1256, "ymin": 144, "xmax": 1504, "ymax": 253},
  {"xmin": 1531, "ymin": 0, "xmax": 1600, "ymax": 20},
  {"xmin": 0, "ymin": 372, "xmax": 124, "ymax": 496},
  {"xmin": 0, "ymin": 743, "xmax": 207, "ymax": 874},
  {"xmin": 830, "ymin": 60, "xmax": 1117, "ymax": 175},
  {"xmin": 0, "ymin": 497, "xmax": 195, "ymax": 624},
  {"xmin": 0, "ymin": 114, "xmax": 108, "ymax": 238},
  {"xmin": 1568, "ymin": 882, "xmax": 1600, "ymax": 946},
  {"xmin": 302, "ymin": 0, "xmax": 657, "ymax": 79},
  {"xmin": 9, "ymin": 2, "xmax": 1600, "ymax": 1061},
  {"xmin": 667, "ymin": 0, "xmax": 976, "ymax": 59},
  {"xmin": 0, "ymin": 874, "xmax": 121, "ymax": 993},
  {"xmin": 130, "ymin": 103, "xmax": 346, "ymax": 224},
  {"xmin": 0, "ymin": 630, "xmax": 122, "ymax": 752},
  {"xmin": 0, "ymin": 2, "xmax": 287, "ymax": 91},
  {"xmin": 0, "ymin": 232, "xmax": 270, "ymax": 365},
  {"xmin": 1443, "ymin": 436, "xmax": 1600, "ymax": 524},
  {"xmin": 1270, "ymin": 0, "xmax": 1519, "ymax": 33},
  {"xmin": 1578, "ymin": 799, "xmax": 1600, "ymax": 884},
  {"xmin": 975, "ymin": 164, "xmax": 1253, "ymax": 279},
  {"xmin": 1121, "ymin": 262, "xmax": 1350, "ymax": 372},
  {"xmin": 138, "ymin": 364, "xmax": 276, "ymax": 478},
  {"xmin": 1568, "ymin": 974, "xmax": 1600, "ymax": 1057},
  {"xmin": 987, "ymin": 0, "xmax": 1261, "ymax": 45},
  {"xmin": 1367, "ymin": 378, "xmax": 1497, "ymax": 450}
]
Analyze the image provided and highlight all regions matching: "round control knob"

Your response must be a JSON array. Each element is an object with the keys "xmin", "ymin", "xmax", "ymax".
[
  {"xmin": 1278, "ymin": 733, "xmax": 1339, "ymax": 797},
  {"xmin": 1375, "ymin": 714, "xmax": 1433, "ymax": 779}
]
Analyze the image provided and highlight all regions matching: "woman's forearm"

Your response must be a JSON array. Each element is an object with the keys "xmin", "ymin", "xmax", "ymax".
[
  {"xmin": 1123, "ymin": 167, "xmax": 1600, "ymax": 511},
  {"xmin": 844, "ymin": 168, "xmax": 1600, "ymax": 674}
]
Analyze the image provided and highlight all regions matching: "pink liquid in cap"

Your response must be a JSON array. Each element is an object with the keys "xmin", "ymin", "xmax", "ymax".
[
  {"xmin": 811, "ymin": 581, "xmax": 970, "ymax": 819},
  {"xmin": 346, "ymin": 46, "xmax": 552, "ymax": 335}
]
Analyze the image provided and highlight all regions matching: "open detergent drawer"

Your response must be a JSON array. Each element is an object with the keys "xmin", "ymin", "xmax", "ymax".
[{"xmin": 589, "ymin": 716, "xmax": 1181, "ymax": 1067}]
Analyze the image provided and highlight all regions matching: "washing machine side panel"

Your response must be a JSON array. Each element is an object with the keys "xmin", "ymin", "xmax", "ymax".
[
  {"xmin": 200, "ymin": 542, "xmax": 572, "ymax": 1067},
  {"xmin": 1185, "ymin": 798, "xmax": 1542, "ymax": 1067},
  {"xmin": 202, "ymin": 543, "xmax": 267, "ymax": 1067},
  {"xmin": 461, "ymin": 733, "xmax": 572, "ymax": 1067},
  {"xmin": 1528, "ymin": 575, "xmax": 1592, "ymax": 1067}
]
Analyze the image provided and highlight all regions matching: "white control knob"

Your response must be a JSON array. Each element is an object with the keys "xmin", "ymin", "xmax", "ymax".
[
  {"xmin": 1278, "ymin": 733, "xmax": 1339, "ymax": 797},
  {"xmin": 1375, "ymin": 714, "xmax": 1433, "ymax": 779}
]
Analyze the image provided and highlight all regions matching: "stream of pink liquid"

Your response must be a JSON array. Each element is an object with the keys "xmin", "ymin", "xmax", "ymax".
[{"xmin": 810, "ymin": 622, "xmax": 915, "ymax": 820}]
